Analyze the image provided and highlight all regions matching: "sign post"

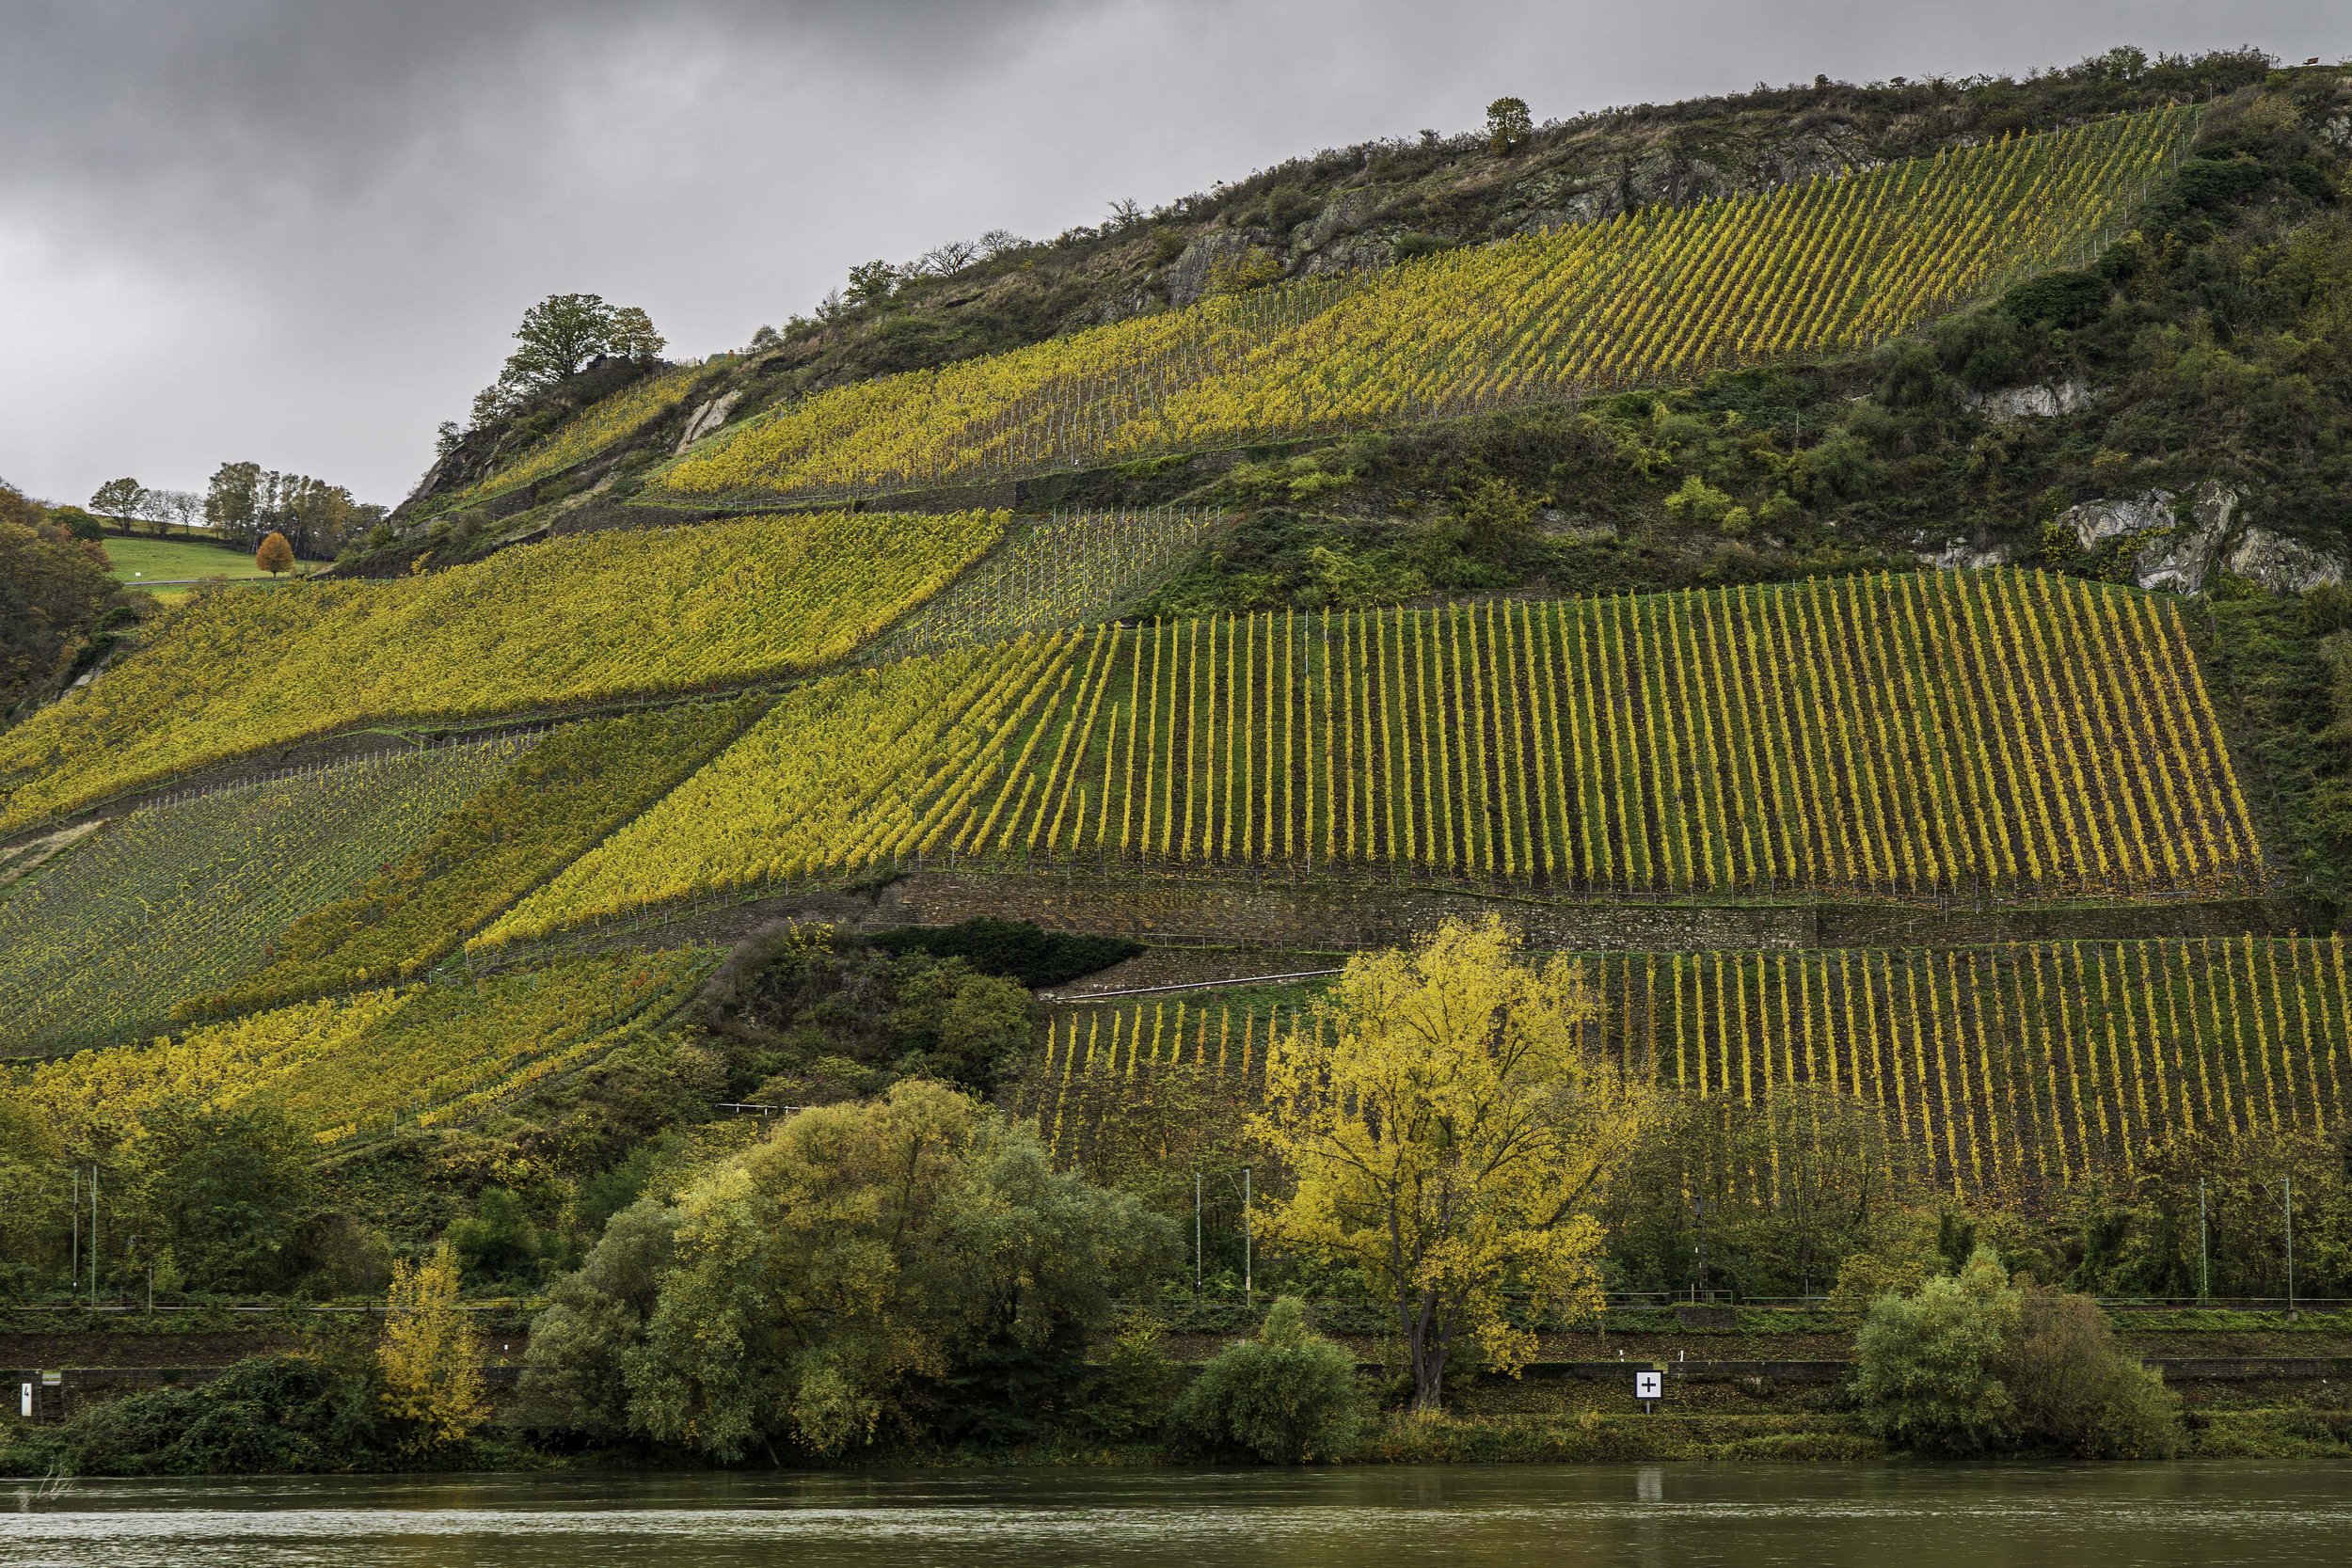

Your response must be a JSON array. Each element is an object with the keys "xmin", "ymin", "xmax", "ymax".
[{"xmin": 1635, "ymin": 1370, "xmax": 1662, "ymax": 1413}]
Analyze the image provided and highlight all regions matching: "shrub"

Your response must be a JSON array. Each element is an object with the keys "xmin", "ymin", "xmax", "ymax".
[
  {"xmin": 1852, "ymin": 1245, "xmax": 2020, "ymax": 1455},
  {"xmin": 1169, "ymin": 1297, "xmax": 1363, "ymax": 1463},
  {"xmin": 2006, "ymin": 1286, "xmax": 2183, "ymax": 1458},
  {"xmin": 54, "ymin": 1356, "xmax": 383, "ymax": 1476},
  {"xmin": 869, "ymin": 919, "xmax": 1143, "ymax": 990},
  {"xmin": 1077, "ymin": 1315, "xmax": 1184, "ymax": 1442}
]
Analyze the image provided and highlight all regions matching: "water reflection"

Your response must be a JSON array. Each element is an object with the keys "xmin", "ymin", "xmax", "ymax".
[{"xmin": 7, "ymin": 1463, "xmax": 2349, "ymax": 1568}]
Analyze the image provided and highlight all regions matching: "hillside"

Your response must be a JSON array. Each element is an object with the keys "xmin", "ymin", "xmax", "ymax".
[{"xmin": 7, "ymin": 49, "xmax": 2352, "ymax": 1443}]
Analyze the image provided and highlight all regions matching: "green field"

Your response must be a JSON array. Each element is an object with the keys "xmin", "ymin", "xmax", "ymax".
[{"xmin": 102, "ymin": 536, "xmax": 325, "ymax": 585}]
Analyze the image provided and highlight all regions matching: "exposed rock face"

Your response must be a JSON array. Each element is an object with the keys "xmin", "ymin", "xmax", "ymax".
[
  {"xmin": 2041, "ymin": 481, "xmax": 2344, "ymax": 595},
  {"xmin": 676, "ymin": 390, "xmax": 744, "ymax": 452},
  {"xmin": 2054, "ymin": 481, "xmax": 2233, "ymax": 594},
  {"xmin": 1163, "ymin": 230, "xmax": 1265, "ymax": 307},
  {"xmin": 1916, "ymin": 536, "xmax": 2013, "ymax": 571},
  {"xmin": 2223, "ymin": 525, "xmax": 2345, "ymax": 593},
  {"xmin": 1964, "ymin": 379, "xmax": 2095, "ymax": 422}
]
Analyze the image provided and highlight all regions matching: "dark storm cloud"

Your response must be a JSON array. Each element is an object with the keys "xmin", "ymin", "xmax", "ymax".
[{"xmin": 1, "ymin": 0, "xmax": 2345, "ymax": 506}]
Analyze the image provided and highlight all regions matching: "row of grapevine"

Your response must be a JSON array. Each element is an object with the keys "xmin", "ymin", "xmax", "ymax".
[
  {"xmin": 657, "ymin": 279, "xmax": 1360, "ymax": 506},
  {"xmin": 1017, "ymin": 937, "xmax": 2352, "ymax": 1199},
  {"xmin": 185, "ymin": 697, "xmax": 765, "ymax": 1020},
  {"xmin": 650, "ymin": 107, "xmax": 2195, "ymax": 506},
  {"xmin": 483, "ymin": 569, "xmax": 2263, "ymax": 943},
  {"xmin": 0, "ymin": 738, "xmax": 530, "ymax": 1055},
  {"xmin": 872, "ymin": 509, "xmax": 1227, "ymax": 660},
  {"xmin": 3, "ymin": 950, "xmax": 709, "ymax": 1148},
  {"xmin": 0, "ymin": 508, "xmax": 1007, "ymax": 832},
  {"xmin": 434, "ymin": 362, "xmax": 711, "ymax": 512}
]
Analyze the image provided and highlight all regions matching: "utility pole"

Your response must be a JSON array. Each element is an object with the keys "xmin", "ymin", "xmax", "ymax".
[
  {"xmin": 2285, "ymin": 1175, "xmax": 2296, "ymax": 1315},
  {"xmin": 2198, "ymin": 1179, "xmax": 2208, "ymax": 1304},
  {"xmin": 89, "ymin": 1165, "xmax": 100, "ymax": 1309},
  {"xmin": 1692, "ymin": 1196, "xmax": 1710, "ymax": 1302},
  {"xmin": 1194, "ymin": 1171, "xmax": 1202, "ymax": 1294},
  {"xmin": 1243, "ymin": 1166, "xmax": 1254, "ymax": 1308},
  {"xmin": 70, "ymin": 1167, "xmax": 79, "ymax": 1296}
]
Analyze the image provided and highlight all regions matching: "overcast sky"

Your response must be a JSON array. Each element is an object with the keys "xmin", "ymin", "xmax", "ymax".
[{"xmin": 2, "ymin": 1, "xmax": 2344, "ymax": 509}]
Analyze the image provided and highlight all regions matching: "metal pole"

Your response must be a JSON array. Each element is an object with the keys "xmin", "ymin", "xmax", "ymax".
[
  {"xmin": 1244, "ymin": 1166, "xmax": 1254, "ymax": 1308},
  {"xmin": 70, "ymin": 1168, "xmax": 78, "ymax": 1294},
  {"xmin": 2199, "ymin": 1179, "xmax": 2208, "ymax": 1304},
  {"xmin": 90, "ymin": 1165, "xmax": 99, "ymax": 1309},
  {"xmin": 1194, "ymin": 1172, "xmax": 1202, "ymax": 1294},
  {"xmin": 2285, "ymin": 1175, "xmax": 2296, "ymax": 1314}
]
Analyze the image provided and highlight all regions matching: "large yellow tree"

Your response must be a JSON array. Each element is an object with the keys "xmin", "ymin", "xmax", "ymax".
[
  {"xmin": 1252, "ymin": 917, "xmax": 1648, "ymax": 1414},
  {"xmin": 378, "ymin": 1241, "xmax": 489, "ymax": 1451}
]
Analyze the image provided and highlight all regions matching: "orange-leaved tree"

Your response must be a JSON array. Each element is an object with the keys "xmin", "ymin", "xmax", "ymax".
[{"xmin": 254, "ymin": 531, "xmax": 295, "ymax": 577}]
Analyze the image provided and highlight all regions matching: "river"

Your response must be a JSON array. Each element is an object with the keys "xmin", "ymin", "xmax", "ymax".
[{"xmin": 5, "ymin": 1463, "xmax": 2347, "ymax": 1567}]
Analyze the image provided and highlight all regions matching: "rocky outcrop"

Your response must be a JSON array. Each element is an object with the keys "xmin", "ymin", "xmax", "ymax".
[
  {"xmin": 1916, "ymin": 536, "xmax": 2013, "ymax": 571},
  {"xmin": 1163, "ymin": 230, "xmax": 1265, "ymax": 307},
  {"xmin": 2223, "ymin": 525, "xmax": 2345, "ymax": 593},
  {"xmin": 1963, "ymin": 379, "xmax": 2095, "ymax": 422},
  {"xmin": 2055, "ymin": 482, "xmax": 2233, "ymax": 593},
  {"xmin": 2041, "ymin": 481, "xmax": 2344, "ymax": 595},
  {"xmin": 675, "ymin": 389, "xmax": 743, "ymax": 452}
]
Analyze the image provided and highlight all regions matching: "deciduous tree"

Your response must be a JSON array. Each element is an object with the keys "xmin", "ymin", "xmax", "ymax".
[
  {"xmin": 607, "ymin": 305, "xmax": 665, "ymax": 360},
  {"xmin": 255, "ymin": 531, "xmax": 294, "ymax": 576},
  {"xmin": 377, "ymin": 1241, "xmax": 489, "ymax": 1451},
  {"xmin": 1486, "ymin": 96, "xmax": 1533, "ymax": 152},
  {"xmin": 89, "ymin": 477, "xmax": 147, "ymax": 535},
  {"xmin": 1252, "ymin": 917, "xmax": 1648, "ymax": 1414}
]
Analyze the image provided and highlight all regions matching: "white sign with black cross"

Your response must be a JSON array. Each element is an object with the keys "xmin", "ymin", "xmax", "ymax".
[{"xmin": 1635, "ymin": 1370, "xmax": 1663, "ymax": 1411}]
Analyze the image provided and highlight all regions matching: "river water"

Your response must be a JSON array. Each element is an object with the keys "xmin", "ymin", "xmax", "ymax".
[{"xmin": 5, "ymin": 1463, "xmax": 2348, "ymax": 1567}]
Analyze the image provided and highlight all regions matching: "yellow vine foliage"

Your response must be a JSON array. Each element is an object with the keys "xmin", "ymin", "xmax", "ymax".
[
  {"xmin": 652, "ymin": 108, "xmax": 2194, "ymax": 505},
  {"xmin": 0, "ymin": 509, "xmax": 1006, "ymax": 832},
  {"xmin": 485, "ymin": 569, "xmax": 2263, "ymax": 942},
  {"xmin": 1, "ymin": 950, "xmax": 707, "ymax": 1145},
  {"xmin": 1025, "ymin": 935, "xmax": 2352, "ymax": 1206},
  {"xmin": 437, "ymin": 362, "xmax": 709, "ymax": 510}
]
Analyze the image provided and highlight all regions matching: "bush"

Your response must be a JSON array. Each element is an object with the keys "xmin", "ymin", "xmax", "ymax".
[
  {"xmin": 1169, "ymin": 1297, "xmax": 1363, "ymax": 1463},
  {"xmin": 868, "ymin": 918, "xmax": 1142, "ymax": 990},
  {"xmin": 1855, "ymin": 1251, "xmax": 2184, "ymax": 1459},
  {"xmin": 2006, "ymin": 1286, "xmax": 2183, "ymax": 1458},
  {"xmin": 1076, "ymin": 1316, "xmax": 1184, "ymax": 1442},
  {"xmin": 1852, "ymin": 1245, "xmax": 2019, "ymax": 1455},
  {"xmin": 55, "ymin": 1356, "xmax": 384, "ymax": 1476}
]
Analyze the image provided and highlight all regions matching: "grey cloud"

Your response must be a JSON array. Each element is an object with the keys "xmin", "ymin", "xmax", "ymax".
[{"xmin": 0, "ymin": 0, "xmax": 2344, "ymax": 505}]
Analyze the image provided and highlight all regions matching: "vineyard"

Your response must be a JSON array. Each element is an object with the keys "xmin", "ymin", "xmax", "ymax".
[
  {"xmin": 187, "ymin": 698, "xmax": 764, "ymax": 1019},
  {"xmin": 649, "ymin": 107, "xmax": 2195, "ymax": 506},
  {"xmin": 1020, "ymin": 936, "xmax": 2352, "ymax": 1200},
  {"xmin": 0, "ymin": 740, "xmax": 529, "ymax": 1056},
  {"xmin": 436, "ymin": 362, "xmax": 708, "ymax": 510},
  {"xmin": 0, "ymin": 508, "xmax": 1005, "ymax": 832},
  {"xmin": 2, "ymin": 950, "xmax": 709, "ymax": 1149},
  {"xmin": 483, "ymin": 569, "xmax": 2264, "ymax": 944},
  {"xmin": 873, "ymin": 509, "xmax": 1228, "ymax": 660}
]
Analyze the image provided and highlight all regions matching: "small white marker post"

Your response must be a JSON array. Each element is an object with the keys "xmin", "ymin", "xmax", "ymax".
[{"xmin": 1635, "ymin": 1369, "xmax": 1662, "ymax": 1413}]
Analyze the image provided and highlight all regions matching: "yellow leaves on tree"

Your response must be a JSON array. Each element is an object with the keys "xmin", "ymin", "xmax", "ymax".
[
  {"xmin": 377, "ymin": 1240, "xmax": 489, "ymax": 1450},
  {"xmin": 1251, "ymin": 916, "xmax": 1649, "ymax": 1414},
  {"xmin": 254, "ymin": 531, "xmax": 295, "ymax": 577}
]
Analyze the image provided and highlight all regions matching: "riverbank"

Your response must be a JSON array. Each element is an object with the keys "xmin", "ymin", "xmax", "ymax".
[{"xmin": 7, "ymin": 1304, "xmax": 2350, "ymax": 1474}]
